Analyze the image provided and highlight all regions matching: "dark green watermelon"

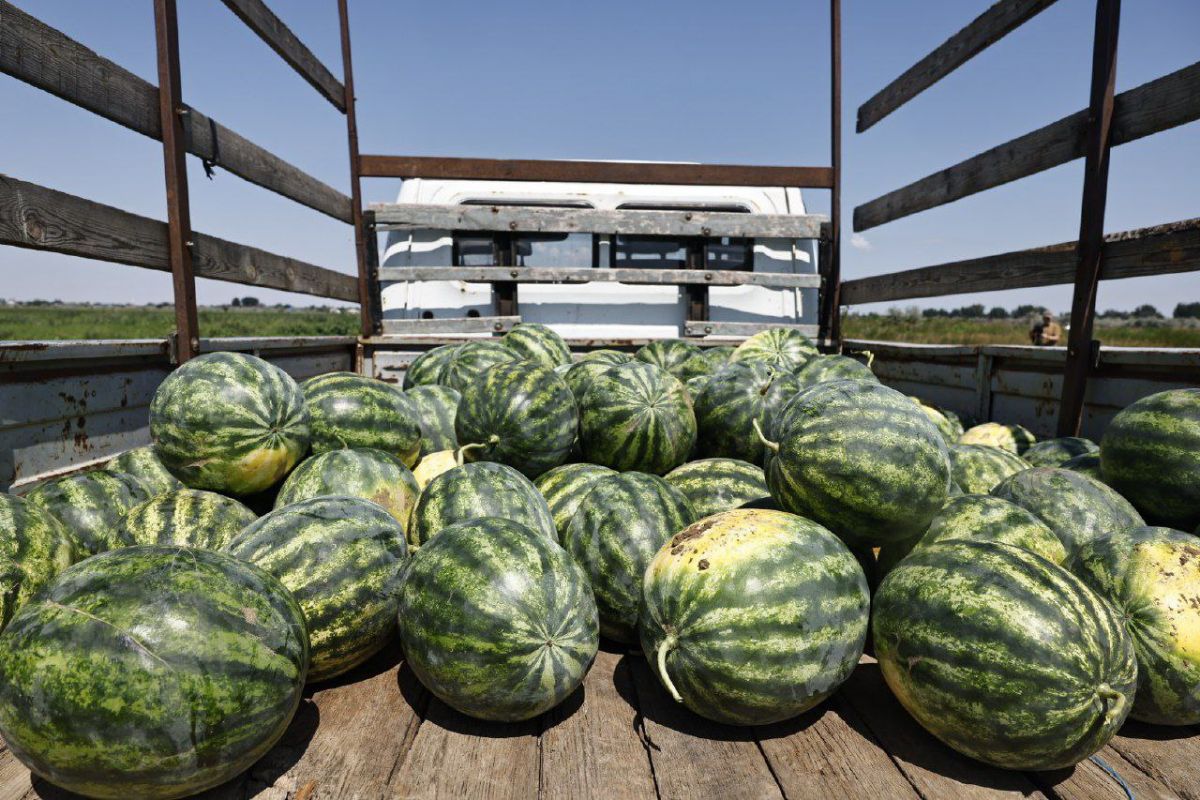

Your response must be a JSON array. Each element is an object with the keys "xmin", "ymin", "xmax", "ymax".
[
  {"xmin": 402, "ymin": 385, "xmax": 460, "ymax": 456},
  {"xmin": 562, "ymin": 473, "xmax": 693, "ymax": 643},
  {"xmin": 533, "ymin": 463, "xmax": 617, "ymax": 537},
  {"xmin": 693, "ymin": 362, "xmax": 802, "ymax": 464},
  {"xmin": 795, "ymin": 354, "xmax": 877, "ymax": 389},
  {"xmin": 397, "ymin": 517, "xmax": 598, "ymax": 721},
  {"xmin": 641, "ymin": 508, "xmax": 869, "ymax": 725},
  {"xmin": 442, "ymin": 340, "xmax": 522, "ymax": 393},
  {"xmin": 0, "ymin": 495, "xmax": 79, "ymax": 631},
  {"xmin": 1023, "ymin": 436, "xmax": 1098, "ymax": 468},
  {"xmin": 501, "ymin": 322, "xmax": 572, "ymax": 368},
  {"xmin": 914, "ymin": 494, "xmax": 1067, "ymax": 565},
  {"xmin": 274, "ymin": 448, "xmax": 420, "ymax": 529},
  {"xmin": 560, "ymin": 359, "xmax": 615, "ymax": 403},
  {"xmin": 25, "ymin": 469, "xmax": 151, "ymax": 555},
  {"xmin": 118, "ymin": 489, "xmax": 256, "ymax": 550},
  {"xmin": 949, "ymin": 443, "xmax": 1030, "ymax": 494},
  {"xmin": 1101, "ymin": 389, "xmax": 1200, "ymax": 530},
  {"xmin": 577, "ymin": 349, "xmax": 633, "ymax": 366},
  {"xmin": 408, "ymin": 461, "xmax": 556, "ymax": 546},
  {"xmin": 764, "ymin": 380, "xmax": 951, "ymax": 546},
  {"xmin": 664, "ymin": 458, "xmax": 769, "ymax": 519},
  {"xmin": 684, "ymin": 374, "xmax": 713, "ymax": 401},
  {"xmin": 0, "ymin": 545, "xmax": 307, "ymax": 799},
  {"xmin": 301, "ymin": 372, "xmax": 421, "ymax": 467},
  {"xmin": 728, "ymin": 327, "xmax": 818, "ymax": 372},
  {"xmin": 577, "ymin": 361, "xmax": 696, "ymax": 474},
  {"xmin": 635, "ymin": 338, "xmax": 701, "ymax": 378},
  {"xmin": 403, "ymin": 344, "xmax": 459, "ymax": 389},
  {"xmin": 108, "ymin": 446, "xmax": 183, "ymax": 495},
  {"xmin": 1062, "ymin": 451, "xmax": 1104, "ymax": 482},
  {"xmin": 873, "ymin": 541, "xmax": 1137, "ymax": 770},
  {"xmin": 226, "ymin": 496, "xmax": 408, "ymax": 682},
  {"xmin": 959, "ymin": 422, "xmax": 1036, "ymax": 455},
  {"xmin": 678, "ymin": 345, "xmax": 735, "ymax": 382},
  {"xmin": 991, "ymin": 467, "xmax": 1143, "ymax": 560},
  {"xmin": 456, "ymin": 362, "xmax": 578, "ymax": 478}
]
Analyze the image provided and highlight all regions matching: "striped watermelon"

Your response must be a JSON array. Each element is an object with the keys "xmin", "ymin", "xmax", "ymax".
[
  {"xmin": 991, "ymin": 467, "xmax": 1143, "ymax": 560},
  {"xmin": 949, "ymin": 443, "xmax": 1030, "ymax": 494},
  {"xmin": 562, "ymin": 473, "xmax": 693, "ymax": 642},
  {"xmin": 729, "ymin": 327, "xmax": 818, "ymax": 372},
  {"xmin": 0, "ymin": 545, "xmax": 307, "ymax": 799},
  {"xmin": 679, "ymin": 345, "xmax": 735, "ymax": 382},
  {"xmin": 301, "ymin": 372, "xmax": 422, "ymax": 467},
  {"xmin": 960, "ymin": 422, "xmax": 1036, "ymax": 455},
  {"xmin": 533, "ymin": 463, "xmax": 617, "ymax": 537},
  {"xmin": 764, "ymin": 380, "xmax": 951, "ymax": 546},
  {"xmin": 1101, "ymin": 389, "xmax": 1200, "ymax": 530},
  {"xmin": 108, "ymin": 446, "xmax": 183, "ymax": 495},
  {"xmin": 26, "ymin": 469, "xmax": 151, "ymax": 555},
  {"xmin": 0, "ymin": 495, "xmax": 79, "ymax": 631},
  {"xmin": 397, "ymin": 517, "xmax": 598, "ymax": 721},
  {"xmin": 226, "ymin": 496, "xmax": 408, "ymax": 682},
  {"xmin": 118, "ymin": 489, "xmax": 256, "ymax": 550},
  {"xmin": 1075, "ymin": 525, "xmax": 1200, "ymax": 725},
  {"xmin": 413, "ymin": 450, "xmax": 457, "ymax": 489},
  {"xmin": 1023, "ymin": 436, "xmax": 1098, "ymax": 468},
  {"xmin": 1062, "ymin": 451, "xmax": 1104, "ymax": 482},
  {"xmin": 408, "ymin": 461, "xmax": 556, "ymax": 546},
  {"xmin": 693, "ymin": 362, "xmax": 802, "ymax": 464},
  {"xmin": 501, "ymin": 322, "xmax": 572, "ymax": 368},
  {"xmin": 403, "ymin": 344, "xmax": 459, "ymax": 389},
  {"xmin": 150, "ymin": 352, "xmax": 309, "ymax": 495},
  {"xmin": 795, "ymin": 354, "xmax": 876, "ymax": 389},
  {"xmin": 578, "ymin": 349, "xmax": 633, "ymax": 365},
  {"xmin": 636, "ymin": 338, "xmax": 701, "ymax": 378},
  {"xmin": 665, "ymin": 458, "xmax": 769, "ymax": 519},
  {"xmin": 274, "ymin": 448, "xmax": 420, "ymax": 529},
  {"xmin": 456, "ymin": 362, "xmax": 578, "ymax": 478},
  {"xmin": 560, "ymin": 359, "xmax": 616, "ymax": 403},
  {"xmin": 442, "ymin": 340, "xmax": 522, "ymax": 393},
  {"xmin": 912, "ymin": 494, "xmax": 1067, "ymax": 565},
  {"xmin": 873, "ymin": 540, "xmax": 1137, "ymax": 770},
  {"xmin": 402, "ymin": 385, "xmax": 460, "ymax": 456},
  {"xmin": 915, "ymin": 400, "xmax": 965, "ymax": 444},
  {"xmin": 684, "ymin": 375, "xmax": 713, "ymax": 401},
  {"xmin": 641, "ymin": 508, "xmax": 869, "ymax": 725},
  {"xmin": 577, "ymin": 361, "xmax": 696, "ymax": 474}
]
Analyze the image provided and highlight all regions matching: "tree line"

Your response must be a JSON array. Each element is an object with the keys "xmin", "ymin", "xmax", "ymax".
[{"xmin": 915, "ymin": 303, "xmax": 1200, "ymax": 320}]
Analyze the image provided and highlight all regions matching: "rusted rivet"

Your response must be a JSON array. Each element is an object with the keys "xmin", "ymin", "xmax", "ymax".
[{"xmin": 510, "ymin": 270, "xmax": 519, "ymax": 278}]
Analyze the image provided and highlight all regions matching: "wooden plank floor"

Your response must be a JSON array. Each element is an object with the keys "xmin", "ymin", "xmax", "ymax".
[{"xmin": 0, "ymin": 646, "xmax": 1193, "ymax": 800}]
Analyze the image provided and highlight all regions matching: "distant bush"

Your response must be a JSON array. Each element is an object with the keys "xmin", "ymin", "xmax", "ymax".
[{"xmin": 1174, "ymin": 302, "xmax": 1200, "ymax": 319}]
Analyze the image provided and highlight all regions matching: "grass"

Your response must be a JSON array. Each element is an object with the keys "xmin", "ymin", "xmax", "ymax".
[
  {"xmin": 0, "ymin": 306, "xmax": 359, "ymax": 340},
  {"xmin": 842, "ymin": 315, "xmax": 1200, "ymax": 348}
]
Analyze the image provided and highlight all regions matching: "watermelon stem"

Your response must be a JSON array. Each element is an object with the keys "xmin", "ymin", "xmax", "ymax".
[
  {"xmin": 655, "ymin": 634, "xmax": 683, "ymax": 703},
  {"xmin": 751, "ymin": 419, "xmax": 780, "ymax": 453},
  {"xmin": 1097, "ymin": 684, "xmax": 1127, "ymax": 727},
  {"xmin": 454, "ymin": 436, "xmax": 499, "ymax": 466},
  {"xmin": 864, "ymin": 350, "xmax": 875, "ymax": 369}
]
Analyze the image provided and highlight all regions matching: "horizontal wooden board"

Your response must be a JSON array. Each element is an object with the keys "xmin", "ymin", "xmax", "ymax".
[
  {"xmin": 0, "ymin": 1, "xmax": 352, "ymax": 222},
  {"xmin": 380, "ymin": 316, "xmax": 519, "ymax": 334},
  {"xmin": 378, "ymin": 266, "xmax": 820, "ymax": 289},
  {"xmin": 683, "ymin": 321, "xmax": 819, "ymax": 337}
]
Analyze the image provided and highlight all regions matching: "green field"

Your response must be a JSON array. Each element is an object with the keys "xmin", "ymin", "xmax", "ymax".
[
  {"xmin": 0, "ymin": 306, "xmax": 359, "ymax": 340},
  {"xmin": 842, "ymin": 315, "xmax": 1200, "ymax": 348}
]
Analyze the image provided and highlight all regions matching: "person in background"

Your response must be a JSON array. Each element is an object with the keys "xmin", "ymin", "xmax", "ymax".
[{"xmin": 1029, "ymin": 311, "xmax": 1063, "ymax": 346}]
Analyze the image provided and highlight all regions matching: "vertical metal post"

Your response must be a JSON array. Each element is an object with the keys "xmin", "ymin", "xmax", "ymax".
[
  {"xmin": 153, "ymin": 0, "xmax": 199, "ymax": 363},
  {"xmin": 337, "ymin": 0, "xmax": 376, "ymax": 338},
  {"xmin": 1057, "ymin": 0, "xmax": 1120, "ymax": 436},
  {"xmin": 818, "ymin": 0, "xmax": 843, "ymax": 350}
]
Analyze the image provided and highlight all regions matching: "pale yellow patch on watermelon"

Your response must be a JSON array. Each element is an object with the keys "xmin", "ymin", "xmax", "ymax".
[
  {"xmin": 413, "ymin": 450, "xmax": 457, "ymax": 489},
  {"xmin": 1129, "ymin": 540, "xmax": 1200, "ymax": 663}
]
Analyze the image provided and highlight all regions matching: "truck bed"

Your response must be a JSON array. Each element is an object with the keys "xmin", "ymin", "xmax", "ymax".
[{"xmin": 1, "ymin": 646, "xmax": 1193, "ymax": 799}]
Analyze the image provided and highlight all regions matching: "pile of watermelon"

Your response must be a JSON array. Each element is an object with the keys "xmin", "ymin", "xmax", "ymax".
[{"xmin": 1, "ymin": 322, "xmax": 1198, "ymax": 797}]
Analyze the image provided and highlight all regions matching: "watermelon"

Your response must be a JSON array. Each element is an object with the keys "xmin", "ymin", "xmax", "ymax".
[
  {"xmin": 533, "ymin": 463, "xmax": 617, "ymax": 537},
  {"xmin": 693, "ymin": 362, "xmax": 802, "ymax": 464},
  {"xmin": 763, "ymin": 380, "xmax": 951, "ymax": 546},
  {"xmin": 442, "ymin": 340, "xmax": 522, "ymax": 393},
  {"xmin": 150, "ymin": 352, "xmax": 309, "ymax": 495},
  {"xmin": 397, "ymin": 517, "xmax": 598, "ymax": 721},
  {"xmin": 108, "ymin": 446, "xmax": 183, "ymax": 495},
  {"xmin": 959, "ymin": 422, "xmax": 1036, "ymax": 455},
  {"xmin": 991, "ymin": 467, "xmax": 1143, "ymax": 560},
  {"xmin": 501, "ymin": 322, "xmax": 572, "ymax": 368},
  {"xmin": 873, "ymin": 540, "xmax": 1137, "ymax": 770},
  {"xmin": 413, "ymin": 450, "xmax": 457, "ymax": 489},
  {"xmin": 403, "ymin": 344, "xmax": 459, "ymax": 389},
  {"xmin": 1101, "ymin": 389, "xmax": 1200, "ymax": 531},
  {"xmin": 0, "ymin": 495, "xmax": 79, "ymax": 631},
  {"xmin": 562, "ymin": 473, "xmax": 693, "ymax": 642},
  {"xmin": 560, "ymin": 359, "xmax": 616, "ymax": 402},
  {"xmin": 402, "ymin": 385, "xmax": 460, "ymax": 456},
  {"xmin": 913, "ymin": 494, "xmax": 1067, "ymax": 565},
  {"xmin": 118, "ymin": 489, "xmax": 256, "ymax": 550},
  {"xmin": 795, "ymin": 354, "xmax": 877, "ymax": 389},
  {"xmin": 635, "ymin": 338, "xmax": 701, "ymax": 378},
  {"xmin": 578, "ymin": 361, "xmax": 696, "ymax": 474},
  {"xmin": 408, "ymin": 461, "xmax": 556, "ymax": 547},
  {"xmin": 948, "ymin": 443, "xmax": 1030, "ymax": 494},
  {"xmin": 577, "ymin": 349, "xmax": 633, "ymax": 366},
  {"xmin": 274, "ymin": 448, "xmax": 420, "ymax": 528},
  {"xmin": 1075, "ymin": 525, "xmax": 1200, "ymax": 725},
  {"xmin": 678, "ymin": 345, "xmax": 735, "ymax": 382},
  {"xmin": 729, "ymin": 327, "xmax": 818, "ymax": 372},
  {"xmin": 25, "ymin": 469, "xmax": 151, "ymax": 555},
  {"xmin": 456, "ymin": 362, "xmax": 578, "ymax": 478},
  {"xmin": 226, "ymin": 496, "xmax": 407, "ymax": 682},
  {"xmin": 641, "ymin": 508, "xmax": 869, "ymax": 725},
  {"xmin": 1062, "ymin": 451, "xmax": 1104, "ymax": 482},
  {"xmin": 664, "ymin": 458, "xmax": 769, "ymax": 519},
  {"xmin": 684, "ymin": 375, "xmax": 712, "ymax": 400},
  {"xmin": 301, "ymin": 372, "xmax": 421, "ymax": 467},
  {"xmin": 0, "ymin": 545, "xmax": 307, "ymax": 799},
  {"xmin": 1023, "ymin": 436, "xmax": 1098, "ymax": 468}
]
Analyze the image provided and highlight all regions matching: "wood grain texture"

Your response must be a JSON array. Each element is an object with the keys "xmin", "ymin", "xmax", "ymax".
[
  {"xmin": 1030, "ymin": 744, "xmax": 1181, "ymax": 800},
  {"xmin": 378, "ymin": 267, "xmax": 820, "ymax": 289},
  {"xmin": 0, "ymin": 174, "xmax": 359, "ymax": 301},
  {"xmin": 1109, "ymin": 723, "xmax": 1200, "ymax": 800},
  {"xmin": 380, "ymin": 316, "xmax": 519, "ymax": 334},
  {"xmin": 682, "ymin": 321, "xmax": 819, "ymax": 337},
  {"xmin": 0, "ymin": 1, "xmax": 352, "ymax": 222},
  {"xmin": 219, "ymin": 0, "xmax": 345, "ymax": 111}
]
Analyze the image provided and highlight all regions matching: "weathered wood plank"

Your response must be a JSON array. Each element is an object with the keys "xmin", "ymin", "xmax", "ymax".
[
  {"xmin": 380, "ymin": 316, "xmax": 519, "ymax": 335},
  {"xmin": 841, "ymin": 217, "xmax": 1200, "ymax": 305},
  {"xmin": 1108, "ymin": 722, "xmax": 1200, "ymax": 800},
  {"xmin": 1030, "ymin": 745, "xmax": 1181, "ymax": 800},
  {"xmin": 683, "ymin": 321, "xmax": 819, "ymax": 337},
  {"xmin": 0, "ymin": 1, "xmax": 352, "ymax": 222},
  {"xmin": 219, "ymin": 0, "xmax": 345, "ymax": 111},
  {"xmin": 854, "ymin": 60, "xmax": 1200, "ymax": 231},
  {"xmin": 857, "ymin": 0, "xmax": 1059, "ymax": 132},
  {"xmin": 378, "ymin": 266, "xmax": 821, "ymax": 289},
  {"xmin": 0, "ymin": 174, "xmax": 359, "ymax": 301},
  {"xmin": 371, "ymin": 203, "xmax": 825, "ymax": 240},
  {"xmin": 360, "ymin": 155, "xmax": 835, "ymax": 189}
]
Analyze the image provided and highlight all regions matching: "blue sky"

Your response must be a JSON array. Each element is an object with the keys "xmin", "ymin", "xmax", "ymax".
[{"xmin": 2, "ymin": 0, "xmax": 1197, "ymax": 314}]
